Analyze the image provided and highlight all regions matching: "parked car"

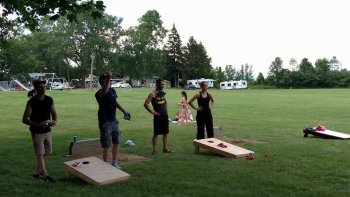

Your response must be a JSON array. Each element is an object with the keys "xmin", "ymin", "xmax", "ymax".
[
  {"xmin": 184, "ymin": 84, "xmax": 196, "ymax": 90},
  {"xmin": 111, "ymin": 82, "xmax": 131, "ymax": 88}
]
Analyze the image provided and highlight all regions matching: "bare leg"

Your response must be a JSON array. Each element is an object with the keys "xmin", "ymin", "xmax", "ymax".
[
  {"xmin": 112, "ymin": 144, "xmax": 119, "ymax": 162},
  {"xmin": 162, "ymin": 134, "xmax": 168, "ymax": 151},
  {"xmin": 37, "ymin": 154, "xmax": 48, "ymax": 177},
  {"xmin": 152, "ymin": 135, "xmax": 157, "ymax": 152},
  {"xmin": 103, "ymin": 148, "xmax": 109, "ymax": 162}
]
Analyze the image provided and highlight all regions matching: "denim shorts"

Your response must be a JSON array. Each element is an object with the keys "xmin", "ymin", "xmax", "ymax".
[{"xmin": 99, "ymin": 120, "xmax": 121, "ymax": 148}]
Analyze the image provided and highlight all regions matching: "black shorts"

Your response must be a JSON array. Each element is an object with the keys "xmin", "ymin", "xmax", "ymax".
[{"xmin": 153, "ymin": 114, "xmax": 169, "ymax": 135}]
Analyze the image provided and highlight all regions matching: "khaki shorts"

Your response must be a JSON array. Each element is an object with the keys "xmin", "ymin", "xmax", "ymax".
[{"xmin": 31, "ymin": 132, "xmax": 52, "ymax": 155}]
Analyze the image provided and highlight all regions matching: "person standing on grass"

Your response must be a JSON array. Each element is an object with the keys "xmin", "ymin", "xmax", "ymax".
[
  {"xmin": 188, "ymin": 81, "xmax": 214, "ymax": 139},
  {"xmin": 95, "ymin": 71, "xmax": 130, "ymax": 169},
  {"xmin": 144, "ymin": 79, "xmax": 172, "ymax": 155},
  {"xmin": 22, "ymin": 80, "xmax": 57, "ymax": 183}
]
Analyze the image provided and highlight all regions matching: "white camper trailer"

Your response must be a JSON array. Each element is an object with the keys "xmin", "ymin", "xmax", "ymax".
[
  {"xmin": 187, "ymin": 80, "xmax": 200, "ymax": 89},
  {"xmin": 220, "ymin": 81, "xmax": 233, "ymax": 90},
  {"xmin": 198, "ymin": 78, "xmax": 215, "ymax": 88},
  {"xmin": 187, "ymin": 78, "xmax": 215, "ymax": 89},
  {"xmin": 220, "ymin": 80, "xmax": 248, "ymax": 90}
]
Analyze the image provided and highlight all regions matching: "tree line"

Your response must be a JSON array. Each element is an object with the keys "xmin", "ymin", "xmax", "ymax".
[
  {"xmin": 0, "ymin": 9, "xmax": 217, "ymax": 87},
  {"xmin": 255, "ymin": 56, "xmax": 350, "ymax": 88},
  {"xmin": 1, "ymin": 1, "xmax": 348, "ymax": 88}
]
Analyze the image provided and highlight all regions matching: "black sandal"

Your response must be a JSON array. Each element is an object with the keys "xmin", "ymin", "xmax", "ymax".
[
  {"xmin": 32, "ymin": 171, "xmax": 43, "ymax": 179},
  {"xmin": 163, "ymin": 149, "xmax": 172, "ymax": 153}
]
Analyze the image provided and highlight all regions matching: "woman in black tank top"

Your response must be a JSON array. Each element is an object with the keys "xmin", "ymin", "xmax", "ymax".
[{"xmin": 188, "ymin": 81, "xmax": 215, "ymax": 139}]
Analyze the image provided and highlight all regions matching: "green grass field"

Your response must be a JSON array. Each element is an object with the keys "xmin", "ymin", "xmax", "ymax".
[{"xmin": 1, "ymin": 88, "xmax": 350, "ymax": 197}]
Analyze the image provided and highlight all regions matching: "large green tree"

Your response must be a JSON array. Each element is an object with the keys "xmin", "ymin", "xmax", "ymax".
[
  {"xmin": 0, "ymin": 0, "xmax": 105, "ymax": 34},
  {"xmin": 243, "ymin": 63, "xmax": 254, "ymax": 81},
  {"xmin": 52, "ymin": 12, "xmax": 123, "ymax": 81},
  {"xmin": 255, "ymin": 72, "xmax": 265, "ymax": 85},
  {"xmin": 120, "ymin": 10, "xmax": 167, "ymax": 81},
  {"xmin": 183, "ymin": 36, "xmax": 212, "ymax": 80},
  {"xmin": 224, "ymin": 65, "xmax": 237, "ymax": 80},
  {"xmin": 315, "ymin": 58, "xmax": 330, "ymax": 87},
  {"xmin": 212, "ymin": 66, "xmax": 226, "ymax": 87},
  {"xmin": 164, "ymin": 24, "xmax": 184, "ymax": 87},
  {"xmin": 267, "ymin": 57, "xmax": 283, "ymax": 86},
  {"xmin": 2, "ymin": 12, "xmax": 123, "ymax": 84},
  {"xmin": 298, "ymin": 58, "xmax": 316, "ymax": 87}
]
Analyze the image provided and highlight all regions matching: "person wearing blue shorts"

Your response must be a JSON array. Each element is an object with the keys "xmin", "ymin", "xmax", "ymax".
[{"xmin": 95, "ymin": 71, "xmax": 130, "ymax": 169}]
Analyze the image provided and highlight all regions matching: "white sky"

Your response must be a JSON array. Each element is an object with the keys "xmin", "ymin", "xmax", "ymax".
[{"xmin": 103, "ymin": 0, "xmax": 350, "ymax": 77}]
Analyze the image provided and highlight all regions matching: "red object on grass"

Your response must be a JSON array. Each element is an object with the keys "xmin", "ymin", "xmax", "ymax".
[
  {"xmin": 315, "ymin": 124, "xmax": 326, "ymax": 132},
  {"xmin": 246, "ymin": 152, "xmax": 254, "ymax": 160},
  {"xmin": 264, "ymin": 153, "xmax": 270, "ymax": 158}
]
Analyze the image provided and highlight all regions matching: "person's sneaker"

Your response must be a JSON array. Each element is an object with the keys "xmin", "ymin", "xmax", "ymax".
[
  {"xmin": 112, "ymin": 161, "xmax": 122, "ymax": 170},
  {"xmin": 152, "ymin": 150, "xmax": 157, "ymax": 156},
  {"xmin": 43, "ymin": 175, "xmax": 56, "ymax": 183},
  {"xmin": 32, "ymin": 171, "xmax": 43, "ymax": 179}
]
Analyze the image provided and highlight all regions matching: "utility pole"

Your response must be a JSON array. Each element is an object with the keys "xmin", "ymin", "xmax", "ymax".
[{"xmin": 90, "ymin": 53, "xmax": 95, "ymax": 90}]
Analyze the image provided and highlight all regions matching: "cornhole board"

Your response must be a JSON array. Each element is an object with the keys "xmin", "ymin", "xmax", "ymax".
[
  {"xmin": 303, "ymin": 128, "xmax": 350, "ymax": 139},
  {"xmin": 68, "ymin": 138, "xmax": 100, "ymax": 156},
  {"xmin": 193, "ymin": 138, "xmax": 254, "ymax": 158},
  {"xmin": 64, "ymin": 156, "xmax": 130, "ymax": 185}
]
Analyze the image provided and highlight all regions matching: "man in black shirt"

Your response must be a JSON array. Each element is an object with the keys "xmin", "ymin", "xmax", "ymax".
[
  {"xmin": 95, "ymin": 71, "xmax": 129, "ymax": 169},
  {"xmin": 144, "ymin": 79, "xmax": 172, "ymax": 155},
  {"xmin": 22, "ymin": 80, "xmax": 57, "ymax": 183}
]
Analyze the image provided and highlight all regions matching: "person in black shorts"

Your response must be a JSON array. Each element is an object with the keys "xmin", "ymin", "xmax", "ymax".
[
  {"xmin": 95, "ymin": 71, "xmax": 130, "ymax": 169},
  {"xmin": 188, "ymin": 81, "xmax": 215, "ymax": 139},
  {"xmin": 144, "ymin": 79, "xmax": 172, "ymax": 155},
  {"xmin": 22, "ymin": 80, "xmax": 58, "ymax": 183}
]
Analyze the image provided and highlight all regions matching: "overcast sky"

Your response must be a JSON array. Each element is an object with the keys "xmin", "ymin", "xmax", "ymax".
[{"xmin": 103, "ymin": 0, "xmax": 350, "ymax": 77}]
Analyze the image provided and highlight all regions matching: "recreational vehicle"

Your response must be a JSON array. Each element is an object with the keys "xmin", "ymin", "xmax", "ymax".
[
  {"xmin": 220, "ymin": 80, "xmax": 248, "ymax": 90},
  {"xmin": 187, "ymin": 78, "xmax": 215, "ymax": 89}
]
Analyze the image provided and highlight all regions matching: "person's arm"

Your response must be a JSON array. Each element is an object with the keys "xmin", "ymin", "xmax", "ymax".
[
  {"xmin": 209, "ymin": 93, "xmax": 214, "ymax": 109},
  {"xmin": 99, "ymin": 71, "xmax": 112, "ymax": 97},
  {"xmin": 144, "ymin": 92, "xmax": 159, "ymax": 116},
  {"xmin": 50, "ymin": 103, "xmax": 58, "ymax": 126},
  {"xmin": 188, "ymin": 93, "xmax": 202, "ymax": 111},
  {"xmin": 116, "ymin": 101, "xmax": 129, "ymax": 115},
  {"xmin": 22, "ymin": 103, "xmax": 47, "ymax": 128}
]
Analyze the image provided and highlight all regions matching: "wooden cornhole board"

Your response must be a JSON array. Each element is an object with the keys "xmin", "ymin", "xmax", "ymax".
[
  {"xmin": 64, "ymin": 156, "xmax": 130, "ymax": 185},
  {"xmin": 68, "ymin": 138, "xmax": 100, "ymax": 156},
  {"xmin": 304, "ymin": 128, "xmax": 350, "ymax": 139},
  {"xmin": 193, "ymin": 138, "xmax": 254, "ymax": 158},
  {"xmin": 67, "ymin": 138, "xmax": 150, "ymax": 164}
]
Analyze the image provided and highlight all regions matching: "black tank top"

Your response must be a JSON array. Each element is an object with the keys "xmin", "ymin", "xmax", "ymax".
[
  {"xmin": 28, "ymin": 95, "xmax": 53, "ymax": 134},
  {"xmin": 151, "ymin": 90, "xmax": 167, "ymax": 114},
  {"xmin": 197, "ymin": 92, "xmax": 211, "ymax": 111}
]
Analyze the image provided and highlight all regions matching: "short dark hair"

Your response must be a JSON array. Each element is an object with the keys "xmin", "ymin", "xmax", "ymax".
[
  {"xmin": 33, "ymin": 80, "xmax": 46, "ymax": 90},
  {"xmin": 99, "ymin": 74, "xmax": 107, "ymax": 85},
  {"xmin": 156, "ymin": 78, "xmax": 164, "ymax": 86}
]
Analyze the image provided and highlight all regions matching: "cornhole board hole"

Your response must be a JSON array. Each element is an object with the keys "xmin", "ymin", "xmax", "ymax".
[
  {"xmin": 303, "ymin": 128, "xmax": 350, "ymax": 139},
  {"xmin": 64, "ymin": 156, "xmax": 130, "ymax": 185},
  {"xmin": 193, "ymin": 138, "xmax": 254, "ymax": 158}
]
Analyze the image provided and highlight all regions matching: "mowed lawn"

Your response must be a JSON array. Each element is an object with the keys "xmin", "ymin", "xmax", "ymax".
[{"xmin": 1, "ymin": 88, "xmax": 350, "ymax": 196}]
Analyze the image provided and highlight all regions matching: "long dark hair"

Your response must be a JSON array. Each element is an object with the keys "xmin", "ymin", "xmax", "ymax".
[{"xmin": 181, "ymin": 91, "xmax": 187, "ymax": 100}]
